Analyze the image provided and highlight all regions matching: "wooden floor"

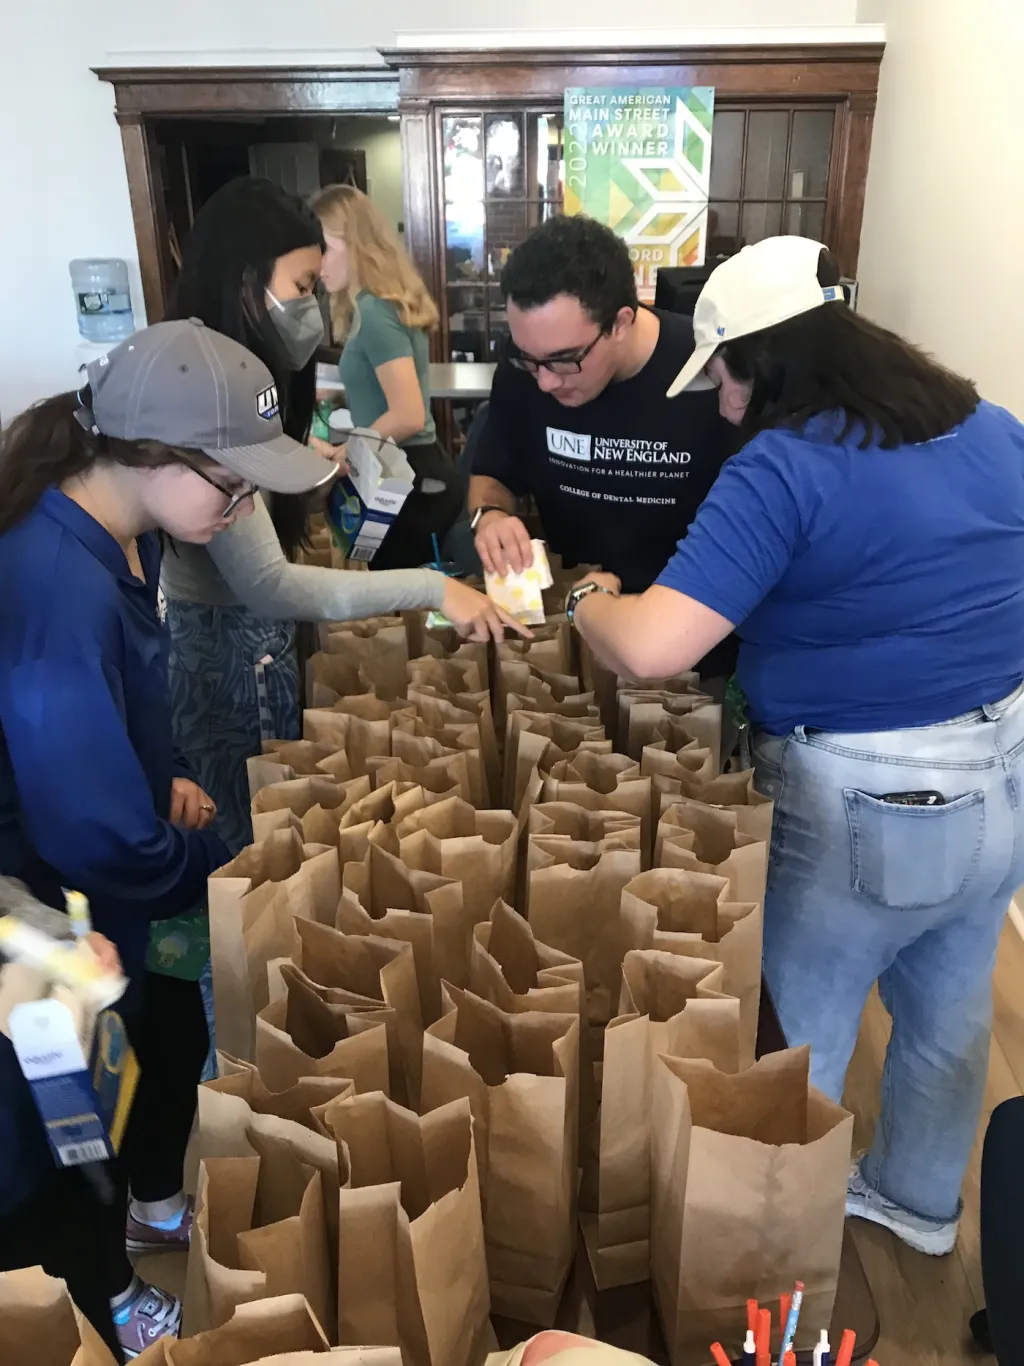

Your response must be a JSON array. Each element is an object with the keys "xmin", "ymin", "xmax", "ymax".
[{"xmin": 842, "ymin": 917, "xmax": 1024, "ymax": 1366}]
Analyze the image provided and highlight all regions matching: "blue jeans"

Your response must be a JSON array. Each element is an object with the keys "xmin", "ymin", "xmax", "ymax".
[{"xmin": 752, "ymin": 681, "xmax": 1024, "ymax": 1224}]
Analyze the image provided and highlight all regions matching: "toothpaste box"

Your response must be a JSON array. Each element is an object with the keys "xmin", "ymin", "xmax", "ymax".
[
  {"xmin": 327, "ymin": 429, "xmax": 415, "ymax": 563},
  {"xmin": 9, "ymin": 998, "xmax": 138, "ymax": 1167}
]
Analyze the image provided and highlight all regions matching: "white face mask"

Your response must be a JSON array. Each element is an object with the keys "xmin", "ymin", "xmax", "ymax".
[{"xmin": 265, "ymin": 289, "xmax": 325, "ymax": 370}]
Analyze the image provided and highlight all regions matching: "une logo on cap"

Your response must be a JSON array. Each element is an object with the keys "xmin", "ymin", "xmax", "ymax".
[{"xmin": 256, "ymin": 385, "xmax": 280, "ymax": 421}]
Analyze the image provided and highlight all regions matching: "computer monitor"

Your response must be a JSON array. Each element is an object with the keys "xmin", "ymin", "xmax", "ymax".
[
  {"xmin": 653, "ymin": 264, "xmax": 718, "ymax": 317},
  {"xmin": 655, "ymin": 262, "xmax": 861, "ymax": 316}
]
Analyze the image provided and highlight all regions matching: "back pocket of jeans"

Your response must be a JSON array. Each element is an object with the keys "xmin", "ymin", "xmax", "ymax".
[{"xmin": 844, "ymin": 787, "xmax": 985, "ymax": 910}]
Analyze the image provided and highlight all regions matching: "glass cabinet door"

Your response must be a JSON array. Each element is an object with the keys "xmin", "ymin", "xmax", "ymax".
[{"xmin": 441, "ymin": 110, "xmax": 564, "ymax": 361}]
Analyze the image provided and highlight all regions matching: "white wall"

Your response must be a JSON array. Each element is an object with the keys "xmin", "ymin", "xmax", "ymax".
[
  {"xmin": 327, "ymin": 118, "xmax": 405, "ymax": 242},
  {"xmin": 1, "ymin": 0, "xmax": 861, "ymax": 422},
  {"xmin": 856, "ymin": 0, "xmax": 1024, "ymax": 416}
]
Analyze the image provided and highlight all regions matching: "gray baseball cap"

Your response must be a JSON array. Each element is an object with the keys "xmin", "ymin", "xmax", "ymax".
[{"xmin": 84, "ymin": 317, "xmax": 337, "ymax": 496}]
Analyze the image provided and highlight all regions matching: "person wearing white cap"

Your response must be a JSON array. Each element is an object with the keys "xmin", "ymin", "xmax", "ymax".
[{"xmin": 567, "ymin": 235, "xmax": 1024, "ymax": 1259}]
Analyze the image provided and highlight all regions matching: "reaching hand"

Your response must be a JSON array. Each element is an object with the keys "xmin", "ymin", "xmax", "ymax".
[
  {"xmin": 441, "ymin": 577, "xmax": 534, "ymax": 643},
  {"xmin": 308, "ymin": 434, "xmax": 350, "ymax": 474},
  {"xmin": 170, "ymin": 778, "xmax": 217, "ymax": 831},
  {"xmin": 473, "ymin": 511, "xmax": 534, "ymax": 576},
  {"xmin": 84, "ymin": 932, "xmax": 122, "ymax": 978}
]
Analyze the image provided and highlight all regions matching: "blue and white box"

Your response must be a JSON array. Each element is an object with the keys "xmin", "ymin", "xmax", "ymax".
[{"xmin": 328, "ymin": 429, "xmax": 414, "ymax": 563}]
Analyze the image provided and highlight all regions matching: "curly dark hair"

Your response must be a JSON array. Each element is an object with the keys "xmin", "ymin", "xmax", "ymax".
[
  {"xmin": 500, "ymin": 215, "xmax": 638, "ymax": 327},
  {"xmin": 720, "ymin": 248, "xmax": 979, "ymax": 450},
  {"xmin": 169, "ymin": 176, "xmax": 325, "ymax": 556}
]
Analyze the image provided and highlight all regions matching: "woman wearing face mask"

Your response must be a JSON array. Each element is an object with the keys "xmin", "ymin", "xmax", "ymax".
[
  {"xmin": 311, "ymin": 184, "xmax": 464, "ymax": 571},
  {"xmin": 163, "ymin": 177, "xmax": 525, "ymax": 856},
  {"xmin": 568, "ymin": 236, "xmax": 1024, "ymax": 1261},
  {"xmin": 0, "ymin": 319, "xmax": 337, "ymax": 1359}
]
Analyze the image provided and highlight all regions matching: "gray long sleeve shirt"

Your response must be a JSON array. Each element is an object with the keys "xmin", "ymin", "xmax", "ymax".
[{"xmin": 159, "ymin": 494, "xmax": 447, "ymax": 620}]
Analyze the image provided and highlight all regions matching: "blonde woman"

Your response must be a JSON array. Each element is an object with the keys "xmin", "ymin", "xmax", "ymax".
[{"xmin": 312, "ymin": 185, "xmax": 463, "ymax": 569}]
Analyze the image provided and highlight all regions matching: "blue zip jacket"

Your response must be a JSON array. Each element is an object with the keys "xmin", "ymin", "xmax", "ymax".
[{"xmin": 0, "ymin": 489, "xmax": 228, "ymax": 1214}]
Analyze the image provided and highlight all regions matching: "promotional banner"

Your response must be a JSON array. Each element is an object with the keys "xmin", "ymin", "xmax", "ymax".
[{"xmin": 563, "ymin": 86, "xmax": 715, "ymax": 299}]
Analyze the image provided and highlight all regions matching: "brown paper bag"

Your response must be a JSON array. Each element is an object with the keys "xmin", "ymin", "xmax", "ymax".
[
  {"xmin": 405, "ymin": 684, "xmax": 501, "ymax": 803},
  {"xmin": 655, "ymin": 802, "xmax": 769, "ymax": 918},
  {"xmin": 339, "ymin": 842, "xmax": 466, "ymax": 1024},
  {"xmin": 0, "ymin": 1268, "xmax": 82, "ymax": 1366},
  {"xmin": 249, "ymin": 775, "xmax": 373, "ymax": 845},
  {"xmin": 292, "ymin": 920, "xmax": 423, "ymax": 1108},
  {"xmin": 397, "ymin": 796, "xmax": 519, "ymax": 957},
  {"xmin": 302, "ymin": 697, "xmax": 395, "ymax": 775},
  {"xmin": 620, "ymin": 867, "xmax": 761, "ymax": 1066},
  {"xmin": 580, "ymin": 952, "xmax": 742, "ymax": 1290},
  {"xmin": 619, "ymin": 691, "xmax": 722, "ymax": 766},
  {"xmin": 369, "ymin": 752, "xmax": 472, "ymax": 805},
  {"xmin": 505, "ymin": 714, "xmax": 607, "ymax": 809},
  {"xmin": 192, "ymin": 1073, "xmax": 347, "ymax": 1283},
  {"xmin": 650, "ymin": 1048, "xmax": 853, "ymax": 1363},
  {"xmin": 469, "ymin": 900, "xmax": 596, "ymax": 1133},
  {"xmin": 321, "ymin": 1092, "xmax": 494, "ymax": 1366},
  {"xmin": 640, "ymin": 738, "xmax": 717, "ymax": 808},
  {"xmin": 186, "ymin": 1130, "xmax": 333, "ymax": 1340},
  {"xmin": 407, "ymin": 653, "xmax": 487, "ymax": 698},
  {"xmin": 255, "ymin": 990, "xmax": 390, "ymax": 1096},
  {"xmin": 207, "ymin": 1053, "xmax": 355, "ymax": 1131},
  {"xmin": 169, "ymin": 1295, "xmax": 332, "ymax": 1365},
  {"xmin": 304, "ymin": 652, "xmax": 373, "ymax": 709},
  {"xmin": 656, "ymin": 772, "xmax": 774, "ymax": 843},
  {"xmin": 528, "ymin": 845, "xmax": 642, "ymax": 1025},
  {"xmin": 541, "ymin": 751, "xmax": 653, "ymax": 864},
  {"xmin": 527, "ymin": 802, "xmax": 641, "ymax": 846},
  {"xmin": 390, "ymin": 725, "xmax": 489, "ymax": 809},
  {"xmin": 247, "ymin": 742, "xmax": 352, "ymax": 801},
  {"xmin": 317, "ymin": 620, "xmax": 408, "ymax": 701},
  {"xmin": 209, "ymin": 832, "xmax": 343, "ymax": 1061},
  {"xmin": 421, "ymin": 986, "xmax": 579, "ymax": 1327}
]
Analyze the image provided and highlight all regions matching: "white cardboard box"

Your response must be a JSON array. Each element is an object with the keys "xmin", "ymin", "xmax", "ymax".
[{"xmin": 327, "ymin": 430, "xmax": 414, "ymax": 562}]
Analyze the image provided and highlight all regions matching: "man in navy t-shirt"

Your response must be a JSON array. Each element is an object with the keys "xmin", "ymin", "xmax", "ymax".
[{"xmin": 468, "ymin": 216, "xmax": 733, "ymax": 673}]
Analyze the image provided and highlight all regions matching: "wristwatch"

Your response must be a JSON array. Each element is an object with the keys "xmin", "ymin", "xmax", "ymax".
[
  {"xmin": 565, "ymin": 580, "xmax": 615, "ymax": 625},
  {"xmin": 470, "ymin": 504, "xmax": 508, "ymax": 531}
]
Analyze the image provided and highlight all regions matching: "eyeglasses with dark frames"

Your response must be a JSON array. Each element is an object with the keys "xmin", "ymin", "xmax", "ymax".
[
  {"xmin": 179, "ymin": 459, "xmax": 258, "ymax": 518},
  {"xmin": 505, "ymin": 325, "xmax": 612, "ymax": 376}
]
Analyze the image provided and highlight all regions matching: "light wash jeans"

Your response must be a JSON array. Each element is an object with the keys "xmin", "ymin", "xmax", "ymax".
[{"xmin": 752, "ymin": 681, "xmax": 1024, "ymax": 1224}]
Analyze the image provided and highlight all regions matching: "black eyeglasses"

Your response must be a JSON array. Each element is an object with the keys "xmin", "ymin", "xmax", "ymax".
[
  {"xmin": 506, "ymin": 325, "xmax": 615, "ymax": 376},
  {"xmin": 180, "ymin": 459, "xmax": 258, "ymax": 518}
]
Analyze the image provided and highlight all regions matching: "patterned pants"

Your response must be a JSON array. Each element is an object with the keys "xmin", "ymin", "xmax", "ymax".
[{"xmin": 165, "ymin": 601, "xmax": 300, "ymax": 857}]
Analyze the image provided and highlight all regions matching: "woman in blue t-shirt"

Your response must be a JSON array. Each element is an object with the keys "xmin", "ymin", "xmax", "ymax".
[{"xmin": 568, "ymin": 235, "xmax": 1024, "ymax": 1260}]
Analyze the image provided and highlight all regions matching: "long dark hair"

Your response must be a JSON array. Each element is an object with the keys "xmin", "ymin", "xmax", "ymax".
[
  {"xmin": 0, "ymin": 389, "xmax": 185, "ymax": 536},
  {"xmin": 169, "ymin": 177, "xmax": 325, "ymax": 555},
  {"xmin": 720, "ymin": 249, "xmax": 979, "ymax": 449}
]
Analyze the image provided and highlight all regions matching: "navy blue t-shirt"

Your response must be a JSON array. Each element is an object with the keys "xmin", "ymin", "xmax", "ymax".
[{"xmin": 656, "ymin": 402, "xmax": 1024, "ymax": 734}]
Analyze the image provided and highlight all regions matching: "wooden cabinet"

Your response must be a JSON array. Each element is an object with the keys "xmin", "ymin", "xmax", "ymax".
[{"xmin": 384, "ymin": 44, "xmax": 883, "ymax": 363}]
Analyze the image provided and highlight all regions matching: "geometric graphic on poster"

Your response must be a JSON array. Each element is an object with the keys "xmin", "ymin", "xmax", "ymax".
[{"xmin": 563, "ymin": 86, "xmax": 715, "ymax": 300}]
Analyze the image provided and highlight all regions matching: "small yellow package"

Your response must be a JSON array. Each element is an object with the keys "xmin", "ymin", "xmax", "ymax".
[{"xmin": 484, "ymin": 539, "xmax": 554, "ymax": 625}]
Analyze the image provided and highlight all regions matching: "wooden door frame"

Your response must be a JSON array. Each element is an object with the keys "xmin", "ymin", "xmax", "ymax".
[
  {"xmin": 93, "ymin": 65, "xmax": 400, "ymax": 321},
  {"xmin": 381, "ymin": 41, "xmax": 883, "ymax": 343}
]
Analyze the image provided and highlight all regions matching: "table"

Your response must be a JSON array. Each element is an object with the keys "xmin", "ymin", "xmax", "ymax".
[
  {"xmin": 493, "ymin": 985, "xmax": 880, "ymax": 1364},
  {"xmin": 314, "ymin": 360, "xmax": 495, "ymax": 401}
]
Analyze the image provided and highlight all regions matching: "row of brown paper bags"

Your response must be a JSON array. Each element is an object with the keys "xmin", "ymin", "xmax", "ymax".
[
  {"xmin": 185, "ymin": 1029, "xmax": 850, "ymax": 1365},
  {"xmin": 0, "ymin": 1280, "xmax": 401, "ymax": 1365},
  {"xmin": 200, "ymin": 903, "xmax": 850, "ymax": 1361},
  {"xmin": 208, "ymin": 784, "xmax": 768, "ymax": 1071}
]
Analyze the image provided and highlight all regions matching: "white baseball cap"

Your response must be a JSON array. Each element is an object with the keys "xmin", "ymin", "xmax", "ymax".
[{"xmin": 666, "ymin": 236, "xmax": 845, "ymax": 398}]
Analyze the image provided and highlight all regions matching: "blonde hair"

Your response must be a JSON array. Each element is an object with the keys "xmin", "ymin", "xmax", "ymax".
[{"xmin": 311, "ymin": 184, "xmax": 439, "ymax": 341}]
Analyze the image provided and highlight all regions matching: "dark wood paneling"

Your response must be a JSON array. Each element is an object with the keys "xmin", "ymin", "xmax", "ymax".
[
  {"xmin": 400, "ymin": 111, "xmax": 445, "ymax": 362},
  {"xmin": 118, "ymin": 117, "xmax": 172, "ymax": 322},
  {"xmin": 94, "ymin": 66, "xmax": 399, "ymax": 116},
  {"xmin": 833, "ymin": 92, "xmax": 878, "ymax": 279}
]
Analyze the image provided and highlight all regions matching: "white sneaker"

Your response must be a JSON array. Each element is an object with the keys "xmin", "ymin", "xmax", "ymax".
[{"xmin": 846, "ymin": 1162, "xmax": 958, "ymax": 1256}]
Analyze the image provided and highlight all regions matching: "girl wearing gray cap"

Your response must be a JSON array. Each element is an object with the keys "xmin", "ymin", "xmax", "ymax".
[{"xmin": 0, "ymin": 317, "xmax": 359, "ymax": 1358}]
